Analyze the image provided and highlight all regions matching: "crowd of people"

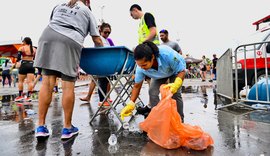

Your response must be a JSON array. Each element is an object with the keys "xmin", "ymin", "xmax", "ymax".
[
  {"xmin": 185, "ymin": 54, "xmax": 218, "ymax": 81},
  {"xmin": 1, "ymin": 0, "xmax": 218, "ymax": 141}
]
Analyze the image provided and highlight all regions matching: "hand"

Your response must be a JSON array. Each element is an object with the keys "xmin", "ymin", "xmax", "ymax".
[
  {"xmin": 120, "ymin": 101, "xmax": 135, "ymax": 120},
  {"xmin": 164, "ymin": 77, "xmax": 183, "ymax": 94}
]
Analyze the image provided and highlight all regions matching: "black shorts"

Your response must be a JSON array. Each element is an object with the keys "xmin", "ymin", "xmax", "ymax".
[
  {"xmin": 42, "ymin": 68, "xmax": 77, "ymax": 82},
  {"xmin": 201, "ymin": 65, "xmax": 207, "ymax": 71},
  {"xmin": 19, "ymin": 60, "xmax": 35, "ymax": 75},
  {"xmin": 37, "ymin": 68, "xmax": 42, "ymax": 75}
]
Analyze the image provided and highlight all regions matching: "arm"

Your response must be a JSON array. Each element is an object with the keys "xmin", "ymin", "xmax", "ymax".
[
  {"xmin": 164, "ymin": 50, "xmax": 186, "ymax": 93},
  {"xmin": 144, "ymin": 13, "xmax": 157, "ymax": 42},
  {"xmin": 92, "ymin": 36, "xmax": 104, "ymax": 47},
  {"xmin": 177, "ymin": 70, "xmax": 185, "ymax": 81},
  {"xmin": 17, "ymin": 47, "xmax": 23, "ymax": 62},
  {"xmin": 120, "ymin": 80, "xmax": 143, "ymax": 120},
  {"xmin": 130, "ymin": 81, "xmax": 143, "ymax": 103},
  {"xmin": 145, "ymin": 27, "xmax": 157, "ymax": 42},
  {"xmin": 178, "ymin": 49, "xmax": 183, "ymax": 55}
]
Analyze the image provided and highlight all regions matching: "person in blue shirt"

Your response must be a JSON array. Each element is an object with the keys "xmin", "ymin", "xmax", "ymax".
[{"xmin": 121, "ymin": 41, "xmax": 186, "ymax": 122}]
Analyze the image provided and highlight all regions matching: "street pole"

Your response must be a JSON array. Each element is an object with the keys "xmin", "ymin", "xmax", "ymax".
[{"xmin": 100, "ymin": 5, "xmax": 105, "ymax": 23}]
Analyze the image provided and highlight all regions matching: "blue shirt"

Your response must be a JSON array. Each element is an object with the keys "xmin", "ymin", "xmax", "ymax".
[{"xmin": 135, "ymin": 45, "xmax": 186, "ymax": 83}]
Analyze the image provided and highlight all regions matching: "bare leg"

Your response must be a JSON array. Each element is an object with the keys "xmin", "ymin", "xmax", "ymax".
[
  {"xmin": 61, "ymin": 80, "xmax": 75, "ymax": 128},
  {"xmin": 80, "ymin": 79, "xmax": 96, "ymax": 102},
  {"xmin": 18, "ymin": 74, "xmax": 27, "ymax": 95},
  {"xmin": 38, "ymin": 75, "xmax": 56, "ymax": 126},
  {"xmin": 27, "ymin": 73, "xmax": 35, "ymax": 94}
]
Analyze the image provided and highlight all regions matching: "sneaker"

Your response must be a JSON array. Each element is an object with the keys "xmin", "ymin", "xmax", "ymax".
[
  {"xmin": 25, "ymin": 97, "xmax": 32, "ymax": 102},
  {"xmin": 35, "ymin": 125, "xmax": 50, "ymax": 138},
  {"xmin": 108, "ymin": 98, "xmax": 113, "ymax": 103},
  {"xmin": 98, "ymin": 101, "xmax": 110, "ymax": 107},
  {"xmin": 61, "ymin": 125, "xmax": 79, "ymax": 140},
  {"xmin": 209, "ymin": 80, "xmax": 213, "ymax": 82},
  {"xmin": 15, "ymin": 96, "xmax": 24, "ymax": 102},
  {"xmin": 137, "ymin": 106, "xmax": 151, "ymax": 116}
]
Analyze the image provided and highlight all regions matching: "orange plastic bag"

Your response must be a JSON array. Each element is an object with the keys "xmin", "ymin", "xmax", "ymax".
[{"xmin": 139, "ymin": 85, "xmax": 214, "ymax": 150}]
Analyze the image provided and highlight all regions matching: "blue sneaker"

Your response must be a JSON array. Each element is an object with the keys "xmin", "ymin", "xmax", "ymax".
[
  {"xmin": 61, "ymin": 125, "xmax": 79, "ymax": 140},
  {"xmin": 35, "ymin": 125, "xmax": 50, "ymax": 138}
]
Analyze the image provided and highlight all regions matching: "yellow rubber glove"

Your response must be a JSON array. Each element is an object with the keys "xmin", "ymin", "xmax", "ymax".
[
  {"xmin": 164, "ymin": 77, "xmax": 183, "ymax": 94},
  {"xmin": 120, "ymin": 101, "xmax": 135, "ymax": 120}
]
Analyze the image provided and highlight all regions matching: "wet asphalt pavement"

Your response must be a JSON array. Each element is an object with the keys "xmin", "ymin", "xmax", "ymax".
[{"xmin": 0, "ymin": 81, "xmax": 270, "ymax": 156}]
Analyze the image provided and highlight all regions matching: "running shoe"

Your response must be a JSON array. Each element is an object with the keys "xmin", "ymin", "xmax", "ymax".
[
  {"xmin": 24, "ymin": 97, "xmax": 32, "ymax": 102},
  {"xmin": 15, "ymin": 96, "xmax": 24, "ymax": 102},
  {"xmin": 35, "ymin": 125, "xmax": 50, "ymax": 138},
  {"xmin": 108, "ymin": 98, "xmax": 113, "ymax": 103},
  {"xmin": 98, "ymin": 101, "xmax": 110, "ymax": 107},
  {"xmin": 61, "ymin": 125, "xmax": 79, "ymax": 140}
]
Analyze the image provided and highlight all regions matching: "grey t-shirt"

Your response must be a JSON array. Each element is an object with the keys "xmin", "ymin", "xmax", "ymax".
[
  {"xmin": 162, "ymin": 41, "xmax": 181, "ymax": 52},
  {"xmin": 49, "ymin": 1, "xmax": 99, "ymax": 45}
]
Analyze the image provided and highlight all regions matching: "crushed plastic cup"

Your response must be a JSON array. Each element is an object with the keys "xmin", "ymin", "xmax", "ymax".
[
  {"xmin": 108, "ymin": 134, "xmax": 117, "ymax": 146},
  {"xmin": 123, "ymin": 121, "xmax": 129, "ymax": 130},
  {"xmin": 26, "ymin": 109, "xmax": 36, "ymax": 115}
]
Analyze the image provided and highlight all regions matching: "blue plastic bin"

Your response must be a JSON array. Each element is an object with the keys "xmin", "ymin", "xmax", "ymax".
[
  {"xmin": 80, "ymin": 46, "xmax": 135, "ymax": 76},
  {"xmin": 248, "ymin": 78, "xmax": 270, "ymax": 102}
]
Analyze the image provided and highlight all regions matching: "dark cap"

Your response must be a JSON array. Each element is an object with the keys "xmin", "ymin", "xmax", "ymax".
[{"xmin": 159, "ymin": 29, "xmax": 168, "ymax": 34}]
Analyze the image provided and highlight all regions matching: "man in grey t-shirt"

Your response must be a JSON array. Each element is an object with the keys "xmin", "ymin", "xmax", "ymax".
[{"xmin": 159, "ymin": 29, "xmax": 182, "ymax": 55}]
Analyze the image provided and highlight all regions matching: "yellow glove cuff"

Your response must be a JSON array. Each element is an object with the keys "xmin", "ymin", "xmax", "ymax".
[
  {"xmin": 174, "ymin": 77, "xmax": 183, "ymax": 88},
  {"xmin": 127, "ymin": 100, "xmax": 135, "ymax": 108}
]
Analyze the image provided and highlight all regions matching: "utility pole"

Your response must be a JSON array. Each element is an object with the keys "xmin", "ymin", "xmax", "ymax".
[{"xmin": 100, "ymin": 5, "xmax": 105, "ymax": 23}]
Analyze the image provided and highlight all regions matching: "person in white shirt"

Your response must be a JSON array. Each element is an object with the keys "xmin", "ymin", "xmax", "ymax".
[{"xmin": 1, "ymin": 59, "xmax": 13, "ymax": 87}]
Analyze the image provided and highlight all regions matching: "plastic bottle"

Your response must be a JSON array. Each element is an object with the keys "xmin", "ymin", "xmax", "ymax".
[
  {"xmin": 108, "ymin": 113, "xmax": 114, "ymax": 120},
  {"xmin": 108, "ymin": 144, "xmax": 119, "ymax": 154},
  {"xmin": 251, "ymin": 104, "xmax": 270, "ymax": 110},
  {"xmin": 108, "ymin": 134, "xmax": 117, "ymax": 146}
]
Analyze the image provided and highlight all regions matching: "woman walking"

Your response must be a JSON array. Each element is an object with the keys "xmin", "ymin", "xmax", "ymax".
[{"xmin": 14, "ymin": 37, "xmax": 36, "ymax": 102}]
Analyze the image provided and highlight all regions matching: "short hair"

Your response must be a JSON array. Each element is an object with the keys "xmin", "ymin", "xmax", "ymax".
[
  {"xmin": 130, "ymin": 4, "xmax": 142, "ymax": 11},
  {"xmin": 159, "ymin": 29, "xmax": 168, "ymax": 34}
]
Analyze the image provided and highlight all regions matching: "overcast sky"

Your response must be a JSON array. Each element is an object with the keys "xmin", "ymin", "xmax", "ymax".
[{"xmin": 0, "ymin": 0, "xmax": 269, "ymax": 58}]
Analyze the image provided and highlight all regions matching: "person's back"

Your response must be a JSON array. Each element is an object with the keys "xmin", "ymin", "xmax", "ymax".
[
  {"xmin": 2, "ymin": 61, "xmax": 13, "ymax": 71},
  {"xmin": 19, "ymin": 45, "xmax": 36, "ymax": 61},
  {"xmin": 49, "ymin": 1, "xmax": 99, "ymax": 45},
  {"xmin": 1, "ymin": 60, "xmax": 13, "ymax": 87}
]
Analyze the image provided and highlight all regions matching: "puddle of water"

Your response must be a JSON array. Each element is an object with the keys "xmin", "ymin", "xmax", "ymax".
[{"xmin": 0, "ymin": 92, "xmax": 38, "ymax": 122}]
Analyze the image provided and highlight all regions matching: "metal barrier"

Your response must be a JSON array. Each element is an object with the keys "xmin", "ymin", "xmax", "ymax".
[
  {"xmin": 217, "ymin": 41, "xmax": 270, "ymax": 110},
  {"xmin": 216, "ymin": 48, "xmax": 233, "ymax": 101}
]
